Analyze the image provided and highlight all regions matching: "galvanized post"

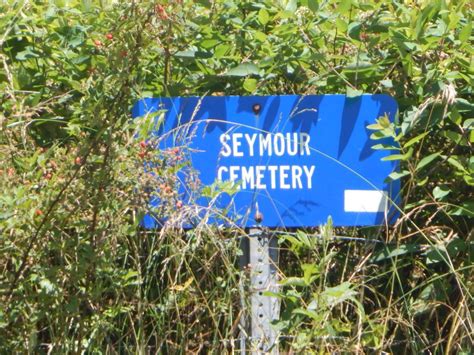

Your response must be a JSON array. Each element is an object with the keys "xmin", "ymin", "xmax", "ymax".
[
  {"xmin": 248, "ymin": 229, "xmax": 280, "ymax": 354},
  {"xmin": 239, "ymin": 235, "xmax": 250, "ymax": 353}
]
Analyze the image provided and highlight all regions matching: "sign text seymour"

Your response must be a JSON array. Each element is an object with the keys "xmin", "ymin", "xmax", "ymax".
[{"xmin": 218, "ymin": 132, "xmax": 314, "ymax": 190}]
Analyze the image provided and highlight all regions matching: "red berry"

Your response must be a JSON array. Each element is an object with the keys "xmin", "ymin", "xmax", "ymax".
[
  {"xmin": 176, "ymin": 200, "xmax": 183, "ymax": 209},
  {"xmin": 138, "ymin": 151, "xmax": 146, "ymax": 159},
  {"xmin": 75, "ymin": 157, "xmax": 82, "ymax": 165},
  {"xmin": 44, "ymin": 172, "xmax": 53, "ymax": 180},
  {"xmin": 35, "ymin": 209, "xmax": 43, "ymax": 216},
  {"xmin": 94, "ymin": 39, "xmax": 102, "ymax": 47},
  {"xmin": 106, "ymin": 33, "xmax": 113, "ymax": 40},
  {"xmin": 155, "ymin": 4, "xmax": 169, "ymax": 19},
  {"xmin": 140, "ymin": 141, "xmax": 147, "ymax": 149}
]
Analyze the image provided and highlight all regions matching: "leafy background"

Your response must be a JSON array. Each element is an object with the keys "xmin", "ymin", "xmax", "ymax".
[{"xmin": 0, "ymin": 0, "xmax": 472, "ymax": 353}]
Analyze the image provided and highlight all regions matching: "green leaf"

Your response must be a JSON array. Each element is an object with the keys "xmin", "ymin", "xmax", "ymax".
[
  {"xmin": 39, "ymin": 278, "xmax": 55, "ymax": 294},
  {"xmin": 293, "ymin": 308, "xmax": 321, "ymax": 320},
  {"xmin": 380, "ymin": 79, "xmax": 393, "ymax": 88},
  {"xmin": 68, "ymin": 35, "xmax": 84, "ymax": 48},
  {"xmin": 447, "ymin": 156, "xmax": 467, "ymax": 173},
  {"xmin": 337, "ymin": 0, "xmax": 352, "ymax": 14},
  {"xmin": 414, "ymin": 2, "xmax": 440, "ymax": 39},
  {"xmin": 279, "ymin": 276, "xmax": 307, "ymax": 287},
  {"xmin": 382, "ymin": 147, "xmax": 413, "ymax": 161},
  {"xmin": 296, "ymin": 230, "xmax": 314, "ymax": 249},
  {"xmin": 174, "ymin": 50, "xmax": 196, "ymax": 58},
  {"xmin": 367, "ymin": 123, "xmax": 383, "ymax": 130},
  {"xmin": 370, "ymin": 131, "xmax": 388, "ymax": 140},
  {"xmin": 262, "ymin": 291, "xmax": 284, "ymax": 299},
  {"xmin": 404, "ymin": 131, "xmax": 430, "ymax": 148},
  {"xmin": 123, "ymin": 270, "xmax": 141, "ymax": 286},
  {"xmin": 321, "ymin": 282, "xmax": 357, "ymax": 307},
  {"xmin": 225, "ymin": 63, "xmax": 259, "ymax": 77},
  {"xmin": 123, "ymin": 270, "xmax": 139, "ymax": 281},
  {"xmin": 334, "ymin": 18, "xmax": 347, "ymax": 32},
  {"xmin": 433, "ymin": 186, "xmax": 450, "ymax": 200},
  {"xmin": 348, "ymin": 22, "xmax": 361, "ymax": 40},
  {"xmin": 346, "ymin": 86, "xmax": 363, "ymax": 98},
  {"xmin": 301, "ymin": 263, "xmax": 319, "ymax": 285},
  {"xmin": 285, "ymin": 0, "xmax": 297, "ymax": 12},
  {"xmin": 463, "ymin": 119, "xmax": 474, "ymax": 130},
  {"xmin": 459, "ymin": 22, "xmax": 472, "ymax": 43},
  {"xmin": 16, "ymin": 48, "xmax": 39, "ymax": 61},
  {"xmin": 200, "ymin": 39, "xmax": 219, "ymax": 49},
  {"xmin": 415, "ymin": 152, "xmax": 440, "ymax": 171},
  {"xmin": 307, "ymin": 0, "xmax": 319, "ymax": 13},
  {"xmin": 254, "ymin": 31, "xmax": 267, "ymax": 42},
  {"xmin": 377, "ymin": 114, "xmax": 391, "ymax": 128},
  {"xmin": 441, "ymin": 130, "xmax": 464, "ymax": 145},
  {"xmin": 448, "ymin": 12, "xmax": 461, "ymax": 31},
  {"xmin": 371, "ymin": 143, "xmax": 400, "ymax": 150},
  {"xmin": 403, "ymin": 42, "xmax": 418, "ymax": 51},
  {"xmin": 449, "ymin": 201, "xmax": 474, "ymax": 217},
  {"xmin": 424, "ymin": 239, "xmax": 466, "ymax": 265},
  {"xmin": 214, "ymin": 44, "xmax": 230, "ymax": 58},
  {"xmin": 371, "ymin": 244, "xmax": 420, "ymax": 262},
  {"xmin": 387, "ymin": 170, "xmax": 410, "ymax": 181},
  {"xmin": 465, "ymin": 173, "xmax": 474, "ymax": 186},
  {"xmin": 70, "ymin": 55, "xmax": 89, "ymax": 65},
  {"xmin": 243, "ymin": 77, "xmax": 257, "ymax": 92},
  {"xmin": 279, "ymin": 234, "xmax": 303, "ymax": 250},
  {"xmin": 258, "ymin": 8, "xmax": 270, "ymax": 25},
  {"xmin": 175, "ymin": 50, "xmax": 212, "ymax": 59}
]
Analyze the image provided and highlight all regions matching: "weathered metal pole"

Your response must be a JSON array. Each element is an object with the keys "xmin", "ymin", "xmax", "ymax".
[{"xmin": 248, "ymin": 226, "xmax": 280, "ymax": 354}]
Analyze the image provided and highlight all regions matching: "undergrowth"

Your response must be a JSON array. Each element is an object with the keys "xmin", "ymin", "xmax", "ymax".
[{"xmin": 0, "ymin": 0, "xmax": 472, "ymax": 353}]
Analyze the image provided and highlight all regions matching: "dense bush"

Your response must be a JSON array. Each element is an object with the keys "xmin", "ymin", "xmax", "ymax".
[{"xmin": 0, "ymin": 0, "xmax": 472, "ymax": 353}]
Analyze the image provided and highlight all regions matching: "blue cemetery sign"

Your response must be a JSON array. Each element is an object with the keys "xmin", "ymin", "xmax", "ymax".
[{"xmin": 132, "ymin": 95, "xmax": 400, "ymax": 228}]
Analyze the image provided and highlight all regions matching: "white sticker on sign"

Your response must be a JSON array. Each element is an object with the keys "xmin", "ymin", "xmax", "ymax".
[{"xmin": 344, "ymin": 190, "xmax": 388, "ymax": 213}]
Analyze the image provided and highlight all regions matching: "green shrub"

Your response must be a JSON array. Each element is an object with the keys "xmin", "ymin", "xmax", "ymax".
[{"xmin": 0, "ymin": 0, "xmax": 472, "ymax": 353}]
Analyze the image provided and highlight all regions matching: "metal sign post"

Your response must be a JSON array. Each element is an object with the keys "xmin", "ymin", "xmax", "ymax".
[
  {"xmin": 248, "ymin": 228, "xmax": 280, "ymax": 353},
  {"xmin": 238, "ymin": 227, "xmax": 280, "ymax": 354}
]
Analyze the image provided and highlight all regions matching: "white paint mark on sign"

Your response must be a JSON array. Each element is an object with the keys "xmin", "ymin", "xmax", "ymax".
[{"xmin": 344, "ymin": 190, "xmax": 388, "ymax": 213}]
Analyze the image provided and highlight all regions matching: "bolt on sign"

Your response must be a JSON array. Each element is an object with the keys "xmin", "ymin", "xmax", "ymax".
[{"xmin": 132, "ymin": 95, "xmax": 400, "ymax": 228}]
